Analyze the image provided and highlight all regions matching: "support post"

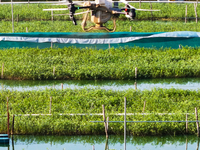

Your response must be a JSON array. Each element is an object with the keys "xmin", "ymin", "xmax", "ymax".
[
  {"xmin": 11, "ymin": 114, "xmax": 14, "ymax": 135},
  {"xmin": 1, "ymin": 63, "xmax": 4, "ymax": 79},
  {"xmin": 51, "ymin": 10, "xmax": 54, "ymax": 22},
  {"xmin": 108, "ymin": 43, "xmax": 110, "ymax": 49},
  {"xmin": 150, "ymin": 2, "xmax": 153, "ymax": 21},
  {"xmin": 130, "ymin": 26, "xmax": 132, "ymax": 32},
  {"xmin": 124, "ymin": 97, "xmax": 126, "ymax": 150},
  {"xmin": 51, "ymin": 42, "xmax": 53, "ymax": 48},
  {"xmin": 186, "ymin": 114, "xmax": 188, "ymax": 134},
  {"xmin": 134, "ymin": 82, "xmax": 137, "ymax": 90},
  {"xmin": 135, "ymin": 67, "xmax": 137, "ymax": 79},
  {"xmin": 26, "ymin": 27, "xmax": 28, "ymax": 33},
  {"xmin": 102, "ymin": 105, "xmax": 108, "ymax": 138},
  {"xmin": 53, "ymin": 66, "xmax": 55, "ymax": 76},
  {"xmin": 7, "ymin": 97, "xmax": 9, "ymax": 137},
  {"xmin": 194, "ymin": 3, "xmax": 198, "ymax": 23},
  {"xmin": 11, "ymin": 0, "xmax": 14, "ymax": 33},
  {"xmin": 185, "ymin": 5, "xmax": 187, "ymax": 23},
  {"xmin": 139, "ymin": 0, "xmax": 141, "ymax": 8},
  {"xmin": 143, "ymin": 101, "xmax": 146, "ymax": 113},
  {"xmin": 61, "ymin": 83, "xmax": 63, "ymax": 90},
  {"xmin": 195, "ymin": 107, "xmax": 199, "ymax": 137},
  {"xmin": 49, "ymin": 97, "xmax": 52, "ymax": 114}
]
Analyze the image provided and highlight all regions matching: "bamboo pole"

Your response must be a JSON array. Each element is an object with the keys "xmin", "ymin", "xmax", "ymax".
[
  {"xmin": 124, "ymin": 97, "xmax": 126, "ymax": 150},
  {"xmin": 11, "ymin": 0, "xmax": 14, "ymax": 33},
  {"xmin": 7, "ymin": 97, "xmax": 9, "ymax": 137},
  {"xmin": 53, "ymin": 66, "xmax": 55, "ymax": 76},
  {"xmin": 11, "ymin": 114, "xmax": 14, "ymax": 135},
  {"xmin": 195, "ymin": 107, "xmax": 199, "ymax": 137},
  {"xmin": 1, "ymin": 63, "xmax": 4, "ymax": 79},
  {"xmin": 134, "ymin": 82, "xmax": 137, "ymax": 90},
  {"xmin": 186, "ymin": 114, "xmax": 188, "ymax": 133},
  {"xmin": 61, "ymin": 83, "xmax": 63, "ymax": 90},
  {"xmin": 17, "ymin": 14, "xmax": 19, "ymax": 23},
  {"xmin": 186, "ymin": 138, "xmax": 188, "ymax": 150},
  {"xmin": 135, "ymin": 67, "xmax": 138, "ymax": 79},
  {"xmin": 194, "ymin": 3, "xmax": 198, "ymax": 23},
  {"xmin": 49, "ymin": 97, "xmax": 52, "ymax": 114},
  {"xmin": 185, "ymin": 5, "xmax": 187, "ymax": 23},
  {"xmin": 150, "ymin": 2, "xmax": 153, "ymax": 21},
  {"xmin": 51, "ymin": 10, "xmax": 54, "ymax": 22},
  {"xmin": 143, "ymin": 101, "xmax": 146, "ymax": 113},
  {"xmin": 102, "ymin": 105, "xmax": 108, "ymax": 138}
]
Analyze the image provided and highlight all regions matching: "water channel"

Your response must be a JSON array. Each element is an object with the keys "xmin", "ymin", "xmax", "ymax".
[
  {"xmin": 0, "ymin": 77, "xmax": 200, "ymax": 91},
  {"xmin": 1, "ymin": 135, "xmax": 199, "ymax": 150}
]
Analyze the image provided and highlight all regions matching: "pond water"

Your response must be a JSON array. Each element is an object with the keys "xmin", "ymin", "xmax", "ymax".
[
  {"xmin": 0, "ymin": 77, "xmax": 200, "ymax": 91},
  {"xmin": 1, "ymin": 135, "xmax": 199, "ymax": 150}
]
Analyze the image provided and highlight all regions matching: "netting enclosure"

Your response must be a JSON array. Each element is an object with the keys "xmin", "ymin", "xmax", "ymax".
[{"xmin": 0, "ymin": 31, "xmax": 200, "ymax": 49}]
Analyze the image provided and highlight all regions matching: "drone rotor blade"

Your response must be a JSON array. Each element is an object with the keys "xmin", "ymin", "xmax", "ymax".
[{"xmin": 43, "ymin": 8, "xmax": 68, "ymax": 11}]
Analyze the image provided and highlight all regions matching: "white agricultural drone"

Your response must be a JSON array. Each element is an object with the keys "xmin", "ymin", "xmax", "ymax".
[{"xmin": 44, "ymin": 0, "xmax": 159, "ymax": 32}]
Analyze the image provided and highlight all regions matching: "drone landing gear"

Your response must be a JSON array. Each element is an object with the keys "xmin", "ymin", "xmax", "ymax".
[
  {"xmin": 82, "ymin": 20, "xmax": 116, "ymax": 32},
  {"xmin": 81, "ymin": 9, "xmax": 116, "ymax": 32}
]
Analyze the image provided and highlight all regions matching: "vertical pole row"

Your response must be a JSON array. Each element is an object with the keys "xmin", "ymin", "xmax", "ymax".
[
  {"xmin": 124, "ymin": 97, "xmax": 126, "ymax": 150},
  {"xmin": 102, "ymin": 105, "xmax": 108, "ymax": 138},
  {"xmin": 195, "ymin": 107, "xmax": 199, "ymax": 137}
]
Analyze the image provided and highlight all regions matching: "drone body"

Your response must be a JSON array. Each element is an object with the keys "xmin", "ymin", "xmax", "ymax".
[{"xmin": 44, "ymin": 0, "xmax": 159, "ymax": 32}]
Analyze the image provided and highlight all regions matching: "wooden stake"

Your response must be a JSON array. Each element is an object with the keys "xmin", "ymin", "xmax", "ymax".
[
  {"xmin": 143, "ymin": 101, "xmax": 146, "ymax": 113},
  {"xmin": 11, "ymin": 0, "xmax": 14, "ymax": 33},
  {"xmin": 107, "ymin": 117, "xmax": 109, "ymax": 131},
  {"xmin": 135, "ymin": 67, "xmax": 137, "ymax": 79},
  {"xmin": 108, "ymin": 43, "xmax": 110, "ymax": 49},
  {"xmin": 139, "ymin": 0, "xmax": 141, "ymax": 8},
  {"xmin": 124, "ymin": 97, "xmax": 126, "ymax": 150},
  {"xmin": 195, "ymin": 107, "xmax": 199, "ymax": 137},
  {"xmin": 185, "ymin": 5, "xmax": 187, "ymax": 23},
  {"xmin": 51, "ymin": 42, "xmax": 53, "ymax": 48},
  {"xmin": 26, "ymin": 27, "xmax": 28, "ymax": 33},
  {"xmin": 194, "ymin": 3, "xmax": 198, "ymax": 23},
  {"xmin": 49, "ymin": 97, "xmax": 52, "ymax": 114},
  {"xmin": 51, "ymin": 10, "xmax": 54, "ymax": 22},
  {"xmin": 53, "ymin": 66, "xmax": 55, "ymax": 76},
  {"xmin": 102, "ymin": 105, "xmax": 108, "ymax": 138},
  {"xmin": 186, "ymin": 114, "xmax": 188, "ymax": 133},
  {"xmin": 17, "ymin": 14, "xmax": 19, "ymax": 23},
  {"xmin": 186, "ymin": 138, "xmax": 188, "ymax": 150},
  {"xmin": 130, "ymin": 26, "xmax": 132, "ymax": 32},
  {"xmin": 134, "ymin": 82, "xmax": 137, "ymax": 90},
  {"xmin": 150, "ymin": 2, "xmax": 153, "ymax": 21},
  {"xmin": 11, "ymin": 114, "xmax": 14, "ymax": 135},
  {"xmin": 7, "ymin": 97, "xmax": 9, "ymax": 137},
  {"xmin": 1, "ymin": 63, "xmax": 4, "ymax": 79},
  {"xmin": 61, "ymin": 83, "xmax": 63, "ymax": 90}
]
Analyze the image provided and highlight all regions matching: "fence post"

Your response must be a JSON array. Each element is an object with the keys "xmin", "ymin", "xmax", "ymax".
[
  {"xmin": 49, "ymin": 97, "xmax": 52, "ymax": 114},
  {"xmin": 195, "ymin": 107, "xmax": 199, "ymax": 137},
  {"xmin": 7, "ymin": 97, "xmax": 10, "ymax": 137},
  {"xmin": 1, "ymin": 63, "xmax": 4, "ymax": 79},
  {"xmin": 124, "ymin": 97, "xmax": 126, "ymax": 150},
  {"xmin": 102, "ymin": 105, "xmax": 108, "ymax": 138}
]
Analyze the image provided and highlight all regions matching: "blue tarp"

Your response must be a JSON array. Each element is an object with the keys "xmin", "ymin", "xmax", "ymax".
[{"xmin": 0, "ymin": 31, "xmax": 199, "ymax": 49}]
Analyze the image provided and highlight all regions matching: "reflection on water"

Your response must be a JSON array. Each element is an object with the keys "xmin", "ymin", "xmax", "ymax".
[
  {"xmin": 0, "ymin": 135, "xmax": 199, "ymax": 150},
  {"xmin": 0, "ymin": 77, "xmax": 200, "ymax": 91}
]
